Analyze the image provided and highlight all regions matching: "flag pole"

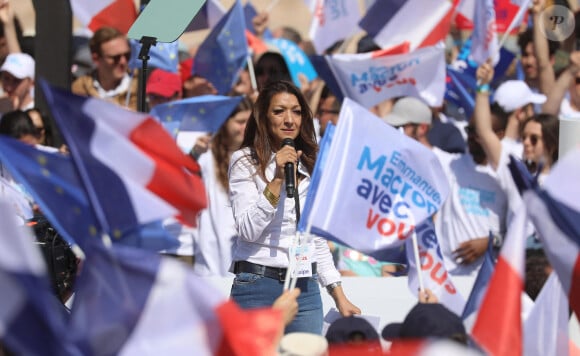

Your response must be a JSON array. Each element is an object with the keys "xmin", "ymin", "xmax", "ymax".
[
  {"xmin": 247, "ymin": 51, "xmax": 258, "ymax": 92},
  {"xmin": 411, "ymin": 231, "xmax": 425, "ymax": 293},
  {"xmin": 265, "ymin": 0, "xmax": 280, "ymax": 13}
]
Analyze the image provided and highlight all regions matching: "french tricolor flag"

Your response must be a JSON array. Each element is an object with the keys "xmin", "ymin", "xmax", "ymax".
[
  {"xmin": 358, "ymin": 0, "xmax": 454, "ymax": 51},
  {"xmin": 471, "ymin": 203, "xmax": 527, "ymax": 355},
  {"xmin": 69, "ymin": 240, "xmax": 282, "ymax": 355},
  {"xmin": 521, "ymin": 147, "xmax": 580, "ymax": 320},
  {"xmin": 71, "ymin": 0, "xmax": 137, "ymax": 34},
  {"xmin": 42, "ymin": 83, "xmax": 207, "ymax": 231}
]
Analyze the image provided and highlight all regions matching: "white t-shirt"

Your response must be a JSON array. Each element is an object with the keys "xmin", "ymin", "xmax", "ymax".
[
  {"xmin": 559, "ymin": 97, "xmax": 580, "ymax": 120},
  {"xmin": 433, "ymin": 147, "xmax": 508, "ymax": 276},
  {"xmin": 192, "ymin": 151, "xmax": 237, "ymax": 277}
]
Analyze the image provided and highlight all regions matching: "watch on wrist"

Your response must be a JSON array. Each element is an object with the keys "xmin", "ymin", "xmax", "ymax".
[{"xmin": 326, "ymin": 281, "xmax": 342, "ymax": 294}]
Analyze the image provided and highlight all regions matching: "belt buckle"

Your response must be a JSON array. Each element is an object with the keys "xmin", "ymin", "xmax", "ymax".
[{"xmin": 278, "ymin": 269, "xmax": 285, "ymax": 282}]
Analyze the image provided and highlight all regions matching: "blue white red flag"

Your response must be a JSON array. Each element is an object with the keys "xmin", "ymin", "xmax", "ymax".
[
  {"xmin": 186, "ymin": 0, "xmax": 226, "ymax": 32},
  {"xmin": 472, "ymin": 196, "xmax": 527, "ymax": 356},
  {"xmin": 41, "ymin": 82, "xmax": 207, "ymax": 229},
  {"xmin": 324, "ymin": 45, "xmax": 446, "ymax": 108},
  {"xmin": 308, "ymin": 0, "xmax": 361, "ymax": 54},
  {"xmin": 299, "ymin": 98, "xmax": 449, "ymax": 256},
  {"xmin": 461, "ymin": 236, "xmax": 495, "ymax": 320},
  {"xmin": 71, "ymin": 0, "xmax": 137, "ymax": 34},
  {"xmin": 69, "ymin": 240, "xmax": 282, "ymax": 355},
  {"xmin": 406, "ymin": 219, "xmax": 465, "ymax": 315},
  {"xmin": 523, "ymin": 273, "xmax": 569, "ymax": 356},
  {"xmin": 517, "ymin": 147, "xmax": 580, "ymax": 320},
  {"xmin": 358, "ymin": 0, "xmax": 453, "ymax": 51},
  {"xmin": 0, "ymin": 200, "xmax": 74, "ymax": 355}
]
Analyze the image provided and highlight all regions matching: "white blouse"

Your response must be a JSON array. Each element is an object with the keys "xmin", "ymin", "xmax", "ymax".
[{"xmin": 228, "ymin": 147, "xmax": 340, "ymax": 287}]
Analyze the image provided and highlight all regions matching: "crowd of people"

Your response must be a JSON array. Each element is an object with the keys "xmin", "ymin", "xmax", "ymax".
[{"xmin": 0, "ymin": 0, "xmax": 578, "ymax": 354}]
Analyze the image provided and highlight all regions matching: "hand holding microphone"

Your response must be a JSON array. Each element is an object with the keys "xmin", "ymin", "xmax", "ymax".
[{"xmin": 282, "ymin": 138, "xmax": 296, "ymax": 198}]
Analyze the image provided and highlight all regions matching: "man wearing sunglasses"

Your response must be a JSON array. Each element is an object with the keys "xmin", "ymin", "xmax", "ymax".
[{"xmin": 72, "ymin": 26, "xmax": 138, "ymax": 111}]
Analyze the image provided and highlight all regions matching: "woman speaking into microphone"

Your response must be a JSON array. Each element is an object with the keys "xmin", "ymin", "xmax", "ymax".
[{"xmin": 228, "ymin": 80, "xmax": 360, "ymax": 334}]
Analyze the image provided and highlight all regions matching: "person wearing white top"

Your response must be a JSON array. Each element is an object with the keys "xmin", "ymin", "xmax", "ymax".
[
  {"xmin": 229, "ymin": 81, "xmax": 360, "ymax": 334},
  {"xmin": 190, "ymin": 98, "xmax": 252, "ymax": 277}
]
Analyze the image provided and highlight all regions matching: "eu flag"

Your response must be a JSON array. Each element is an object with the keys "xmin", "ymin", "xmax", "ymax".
[
  {"xmin": 151, "ymin": 95, "xmax": 243, "ymax": 133},
  {"xmin": 193, "ymin": 0, "xmax": 248, "ymax": 95},
  {"xmin": 0, "ymin": 137, "xmax": 179, "ymax": 251}
]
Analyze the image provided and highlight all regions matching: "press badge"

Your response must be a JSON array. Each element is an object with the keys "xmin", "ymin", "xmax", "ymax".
[{"xmin": 289, "ymin": 237, "xmax": 313, "ymax": 278}]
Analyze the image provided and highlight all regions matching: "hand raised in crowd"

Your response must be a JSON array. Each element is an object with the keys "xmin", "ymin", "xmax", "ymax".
[
  {"xmin": 0, "ymin": 0, "xmax": 14, "ymax": 25},
  {"xmin": 272, "ymin": 288, "xmax": 301, "ymax": 326},
  {"xmin": 453, "ymin": 237, "xmax": 489, "ymax": 265},
  {"xmin": 530, "ymin": 0, "xmax": 545, "ymax": 15},
  {"xmin": 183, "ymin": 75, "xmax": 218, "ymax": 97},
  {"xmin": 476, "ymin": 62, "xmax": 494, "ymax": 86},
  {"xmin": 418, "ymin": 288, "xmax": 439, "ymax": 304},
  {"xmin": 190, "ymin": 133, "xmax": 212, "ymax": 160},
  {"xmin": 252, "ymin": 11, "xmax": 269, "ymax": 38}
]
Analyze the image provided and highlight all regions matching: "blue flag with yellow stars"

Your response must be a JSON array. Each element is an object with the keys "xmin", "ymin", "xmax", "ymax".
[
  {"xmin": 193, "ymin": 0, "xmax": 248, "ymax": 95},
  {"xmin": 150, "ymin": 95, "xmax": 243, "ymax": 133}
]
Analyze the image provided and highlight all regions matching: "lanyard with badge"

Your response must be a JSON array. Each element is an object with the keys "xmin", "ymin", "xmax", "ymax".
[{"xmin": 284, "ymin": 186, "xmax": 314, "ymax": 290}]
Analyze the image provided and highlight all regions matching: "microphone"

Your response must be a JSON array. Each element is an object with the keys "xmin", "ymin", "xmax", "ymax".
[{"xmin": 282, "ymin": 138, "xmax": 295, "ymax": 198}]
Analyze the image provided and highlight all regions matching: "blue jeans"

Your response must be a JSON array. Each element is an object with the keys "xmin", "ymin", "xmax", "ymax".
[{"xmin": 230, "ymin": 272, "xmax": 323, "ymax": 334}]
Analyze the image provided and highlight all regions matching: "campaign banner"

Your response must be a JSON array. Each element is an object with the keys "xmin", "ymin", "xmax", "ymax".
[
  {"xmin": 325, "ymin": 45, "xmax": 446, "ymax": 108},
  {"xmin": 406, "ymin": 219, "xmax": 465, "ymax": 315},
  {"xmin": 301, "ymin": 98, "xmax": 449, "ymax": 255},
  {"xmin": 267, "ymin": 38, "xmax": 318, "ymax": 88}
]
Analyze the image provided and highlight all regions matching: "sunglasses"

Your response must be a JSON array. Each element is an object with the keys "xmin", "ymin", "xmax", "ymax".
[
  {"xmin": 103, "ymin": 51, "xmax": 131, "ymax": 64},
  {"xmin": 522, "ymin": 134, "xmax": 541, "ymax": 146}
]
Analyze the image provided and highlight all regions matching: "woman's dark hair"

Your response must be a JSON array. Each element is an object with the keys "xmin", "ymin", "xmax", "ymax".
[
  {"xmin": 241, "ymin": 80, "xmax": 318, "ymax": 181},
  {"xmin": 0, "ymin": 110, "xmax": 39, "ymax": 140},
  {"xmin": 25, "ymin": 108, "xmax": 55, "ymax": 147},
  {"xmin": 212, "ymin": 96, "xmax": 253, "ymax": 191},
  {"xmin": 255, "ymin": 52, "xmax": 291, "ymax": 88},
  {"xmin": 522, "ymin": 113, "xmax": 559, "ymax": 167}
]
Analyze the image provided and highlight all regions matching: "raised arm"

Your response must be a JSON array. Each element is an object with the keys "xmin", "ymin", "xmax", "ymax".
[
  {"xmin": 0, "ymin": 1, "xmax": 21, "ymax": 54},
  {"xmin": 542, "ymin": 51, "xmax": 580, "ymax": 115},
  {"xmin": 474, "ymin": 63, "xmax": 503, "ymax": 170},
  {"xmin": 532, "ymin": 0, "xmax": 556, "ymax": 94}
]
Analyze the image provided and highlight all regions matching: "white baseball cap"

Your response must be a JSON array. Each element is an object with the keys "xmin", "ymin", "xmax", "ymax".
[
  {"xmin": 382, "ymin": 96, "xmax": 432, "ymax": 127},
  {"xmin": 493, "ymin": 80, "xmax": 546, "ymax": 112},
  {"xmin": 1, "ymin": 53, "xmax": 35, "ymax": 80}
]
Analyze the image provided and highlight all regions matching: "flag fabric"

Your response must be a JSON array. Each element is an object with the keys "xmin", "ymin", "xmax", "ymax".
[
  {"xmin": 324, "ymin": 45, "xmax": 446, "ymax": 108},
  {"xmin": 406, "ymin": 219, "xmax": 466, "ymax": 315},
  {"xmin": 0, "ymin": 137, "xmax": 180, "ymax": 251},
  {"xmin": 42, "ymin": 82, "xmax": 207, "ymax": 229},
  {"xmin": 69, "ymin": 240, "xmax": 282, "ymax": 355},
  {"xmin": 461, "ymin": 236, "xmax": 495, "ymax": 320},
  {"xmin": 523, "ymin": 273, "xmax": 569, "ymax": 356},
  {"xmin": 186, "ymin": 0, "xmax": 226, "ymax": 32},
  {"xmin": 299, "ymin": 98, "xmax": 449, "ymax": 257},
  {"xmin": 0, "ymin": 175, "xmax": 33, "ymax": 222},
  {"xmin": 71, "ymin": 0, "xmax": 137, "ymax": 34},
  {"xmin": 445, "ymin": 66, "xmax": 476, "ymax": 119},
  {"xmin": 308, "ymin": 0, "xmax": 361, "ymax": 54},
  {"xmin": 266, "ymin": 38, "xmax": 318, "ymax": 88},
  {"xmin": 0, "ymin": 200, "xmax": 73, "ymax": 355},
  {"xmin": 453, "ymin": 0, "xmax": 528, "ymax": 34},
  {"xmin": 470, "ymin": 0, "xmax": 499, "ymax": 65},
  {"xmin": 471, "ymin": 203, "xmax": 528, "ymax": 356},
  {"xmin": 151, "ymin": 95, "xmax": 243, "ymax": 133},
  {"xmin": 129, "ymin": 40, "xmax": 179, "ymax": 73},
  {"xmin": 193, "ymin": 0, "xmax": 248, "ymax": 95},
  {"xmin": 514, "ymin": 147, "xmax": 580, "ymax": 319},
  {"xmin": 358, "ymin": 0, "xmax": 453, "ymax": 51}
]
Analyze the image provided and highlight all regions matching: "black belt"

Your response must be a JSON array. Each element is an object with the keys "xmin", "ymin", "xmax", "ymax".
[{"xmin": 233, "ymin": 261, "xmax": 317, "ymax": 282}]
